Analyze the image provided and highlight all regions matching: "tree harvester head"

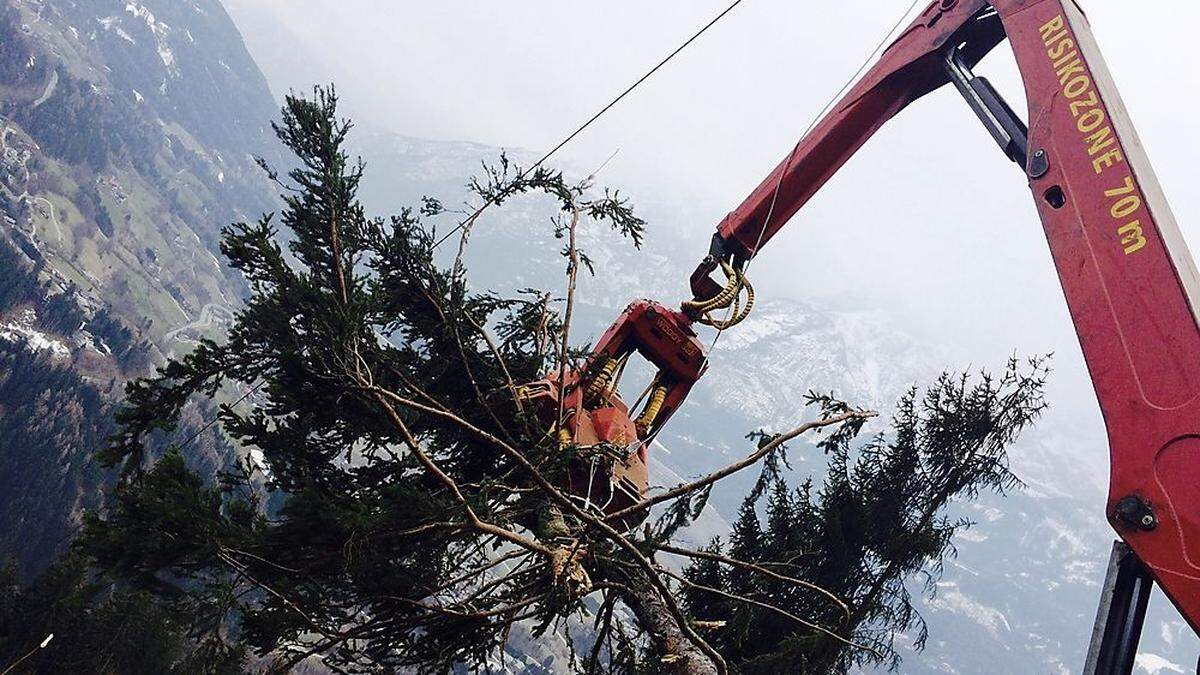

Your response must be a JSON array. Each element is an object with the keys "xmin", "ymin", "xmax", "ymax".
[{"xmin": 518, "ymin": 300, "xmax": 708, "ymax": 531}]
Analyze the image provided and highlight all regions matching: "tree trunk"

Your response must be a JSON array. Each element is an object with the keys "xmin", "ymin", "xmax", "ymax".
[{"xmin": 617, "ymin": 568, "xmax": 719, "ymax": 675}]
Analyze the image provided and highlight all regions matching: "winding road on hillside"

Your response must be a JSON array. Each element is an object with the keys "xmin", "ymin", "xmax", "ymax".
[
  {"xmin": 0, "ymin": 126, "xmax": 29, "ymax": 204},
  {"xmin": 1, "ymin": 125, "xmax": 62, "ymax": 243},
  {"xmin": 31, "ymin": 69, "xmax": 57, "ymax": 108},
  {"xmin": 163, "ymin": 302, "xmax": 236, "ymax": 349},
  {"xmin": 30, "ymin": 196, "xmax": 63, "ymax": 242}
]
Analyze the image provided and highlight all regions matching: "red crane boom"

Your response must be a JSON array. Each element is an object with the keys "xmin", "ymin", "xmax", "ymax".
[{"xmin": 526, "ymin": 2, "xmax": 1200, "ymax": 670}]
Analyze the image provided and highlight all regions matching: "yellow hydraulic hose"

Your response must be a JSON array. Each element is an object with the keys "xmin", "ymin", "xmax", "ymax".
[
  {"xmin": 681, "ymin": 260, "xmax": 755, "ymax": 330},
  {"xmin": 635, "ymin": 384, "xmax": 669, "ymax": 437},
  {"xmin": 585, "ymin": 357, "xmax": 619, "ymax": 400}
]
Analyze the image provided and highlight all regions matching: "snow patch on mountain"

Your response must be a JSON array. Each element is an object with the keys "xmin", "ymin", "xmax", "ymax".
[
  {"xmin": 1161, "ymin": 620, "xmax": 1189, "ymax": 649},
  {"xmin": 956, "ymin": 528, "xmax": 988, "ymax": 543},
  {"xmin": 0, "ymin": 308, "xmax": 69, "ymax": 357},
  {"xmin": 124, "ymin": 1, "xmax": 178, "ymax": 76},
  {"xmin": 1060, "ymin": 559, "xmax": 1103, "ymax": 588},
  {"xmin": 929, "ymin": 582, "xmax": 1013, "ymax": 638},
  {"xmin": 700, "ymin": 299, "xmax": 942, "ymax": 428},
  {"xmin": 97, "ymin": 15, "xmax": 135, "ymax": 44},
  {"xmin": 1135, "ymin": 653, "xmax": 1187, "ymax": 674},
  {"xmin": 1039, "ymin": 516, "xmax": 1093, "ymax": 558}
]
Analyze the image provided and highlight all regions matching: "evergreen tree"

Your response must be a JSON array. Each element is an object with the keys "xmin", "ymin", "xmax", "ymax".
[
  {"xmin": 69, "ymin": 85, "xmax": 1049, "ymax": 674},
  {"xmin": 83, "ymin": 86, "xmax": 659, "ymax": 673},
  {"xmin": 684, "ymin": 361, "xmax": 1048, "ymax": 673},
  {"xmin": 0, "ymin": 553, "xmax": 242, "ymax": 674}
]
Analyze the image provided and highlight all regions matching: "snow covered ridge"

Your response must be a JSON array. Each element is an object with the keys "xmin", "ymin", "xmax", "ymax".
[
  {"xmin": 928, "ymin": 581, "xmax": 1013, "ymax": 638},
  {"xmin": 0, "ymin": 309, "xmax": 69, "ymax": 358},
  {"xmin": 698, "ymin": 298, "xmax": 942, "ymax": 428},
  {"xmin": 96, "ymin": 1, "xmax": 181, "ymax": 77},
  {"xmin": 125, "ymin": 1, "xmax": 179, "ymax": 76},
  {"xmin": 97, "ymin": 15, "xmax": 136, "ymax": 44}
]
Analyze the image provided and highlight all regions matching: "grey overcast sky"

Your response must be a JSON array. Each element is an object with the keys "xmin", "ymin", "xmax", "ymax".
[{"xmin": 223, "ymin": 0, "xmax": 1200, "ymax": 426}]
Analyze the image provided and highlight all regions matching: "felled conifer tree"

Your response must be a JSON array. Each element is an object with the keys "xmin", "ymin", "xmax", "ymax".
[
  {"xmin": 76, "ymin": 85, "xmax": 1047, "ymax": 675},
  {"xmin": 84, "ymin": 85, "xmax": 679, "ymax": 673}
]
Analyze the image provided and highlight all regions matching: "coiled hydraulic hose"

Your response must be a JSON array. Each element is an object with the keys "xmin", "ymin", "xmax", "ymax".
[{"xmin": 681, "ymin": 260, "xmax": 755, "ymax": 330}]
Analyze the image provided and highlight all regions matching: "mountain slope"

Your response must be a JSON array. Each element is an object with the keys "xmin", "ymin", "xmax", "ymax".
[
  {"xmin": 0, "ymin": 0, "xmax": 277, "ymax": 576},
  {"xmin": 1, "ymin": 0, "xmax": 277, "ymax": 340}
]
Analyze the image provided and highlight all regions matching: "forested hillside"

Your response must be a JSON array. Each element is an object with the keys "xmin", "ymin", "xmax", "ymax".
[
  {"xmin": 0, "ymin": 341, "xmax": 110, "ymax": 574},
  {"xmin": 0, "ymin": 0, "xmax": 278, "ymax": 577}
]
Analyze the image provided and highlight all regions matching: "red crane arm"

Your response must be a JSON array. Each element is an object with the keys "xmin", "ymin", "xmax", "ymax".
[
  {"xmin": 708, "ymin": 0, "xmax": 1004, "ymax": 261},
  {"xmin": 695, "ymin": 0, "xmax": 1200, "ymax": 635}
]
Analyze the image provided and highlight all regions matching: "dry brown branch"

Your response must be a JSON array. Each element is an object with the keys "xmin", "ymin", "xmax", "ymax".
[
  {"xmin": 452, "ymin": 207, "xmax": 485, "ymax": 274},
  {"xmin": 454, "ymin": 562, "xmax": 542, "ymax": 608},
  {"xmin": 381, "ymin": 591, "xmax": 548, "ymax": 621},
  {"xmin": 269, "ymin": 620, "xmax": 380, "ymax": 673},
  {"xmin": 367, "ymin": 384, "xmax": 728, "ymax": 674},
  {"xmin": 369, "ymin": 389, "xmax": 552, "ymax": 559},
  {"xmin": 423, "ymin": 548, "xmax": 530, "ymax": 598},
  {"xmin": 217, "ymin": 550, "xmax": 336, "ymax": 640},
  {"xmin": 532, "ymin": 292, "xmax": 553, "ymax": 356},
  {"xmin": 555, "ymin": 205, "xmax": 583, "ymax": 431},
  {"xmin": 586, "ymin": 590, "xmax": 620, "ymax": 674},
  {"xmin": 463, "ymin": 311, "xmax": 525, "ymax": 415},
  {"xmin": 218, "ymin": 545, "xmax": 303, "ymax": 574},
  {"xmin": 653, "ymin": 543, "xmax": 849, "ymax": 622},
  {"xmin": 328, "ymin": 201, "xmax": 349, "ymax": 306},
  {"xmin": 381, "ymin": 520, "xmax": 467, "ymax": 540},
  {"xmin": 413, "ymin": 266, "xmax": 516, "ymax": 443},
  {"xmin": 656, "ymin": 565, "xmax": 884, "ymax": 661},
  {"xmin": 605, "ymin": 410, "xmax": 877, "ymax": 524}
]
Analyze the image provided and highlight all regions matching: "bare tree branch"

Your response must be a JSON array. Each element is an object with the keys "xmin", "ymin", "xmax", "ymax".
[
  {"xmin": 653, "ymin": 543, "xmax": 849, "ymax": 622},
  {"xmin": 369, "ymin": 388, "xmax": 553, "ymax": 559},
  {"xmin": 605, "ymin": 410, "xmax": 877, "ymax": 524},
  {"xmin": 656, "ymin": 565, "xmax": 883, "ymax": 661},
  {"xmin": 366, "ymin": 384, "xmax": 728, "ymax": 674}
]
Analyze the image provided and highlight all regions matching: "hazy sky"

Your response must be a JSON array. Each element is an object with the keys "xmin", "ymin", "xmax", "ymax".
[{"xmin": 222, "ymin": 0, "xmax": 1200, "ymax": 418}]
